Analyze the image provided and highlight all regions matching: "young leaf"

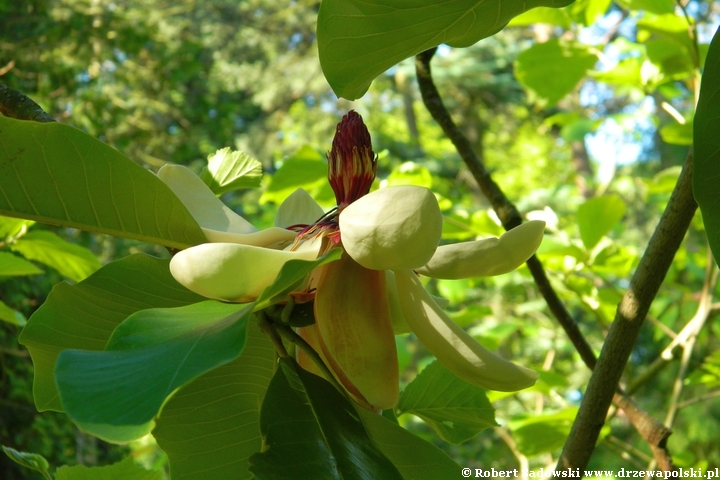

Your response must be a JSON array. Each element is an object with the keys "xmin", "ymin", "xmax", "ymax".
[
  {"xmin": 0, "ymin": 251, "xmax": 43, "ymax": 277},
  {"xmin": 153, "ymin": 318, "xmax": 275, "ymax": 480},
  {"xmin": 55, "ymin": 301, "xmax": 253, "ymax": 442},
  {"xmin": 396, "ymin": 360, "xmax": 497, "ymax": 444},
  {"xmin": 694, "ymin": 27, "xmax": 720, "ymax": 266},
  {"xmin": 0, "ymin": 116, "xmax": 206, "ymax": 248},
  {"xmin": 19, "ymin": 254, "xmax": 205, "ymax": 412},
  {"xmin": 249, "ymin": 358, "xmax": 403, "ymax": 480},
  {"xmin": 515, "ymin": 39, "xmax": 598, "ymax": 107},
  {"xmin": 317, "ymin": 0, "xmax": 575, "ymax": 100},
  {"xmin": 577, "ymin": 195, "xmax": 627, "ymax": 250},
  {"xmin": 260, "ymin": 145, "xmax": 330, "ymax": 205},
  {"xmin": 10, "ymin": 230, "xmax": 101, "ymax": 282},
  {"xmin": 200, "ymin": 147, "xmax": 263, "ymax": 195},
  {"xmin": 2, "ymin": 446, "xmax": 52, "ymax": 480},
  {"xmin": 55, "ymin": 456, "xmax": 162, "ymax": 480}
]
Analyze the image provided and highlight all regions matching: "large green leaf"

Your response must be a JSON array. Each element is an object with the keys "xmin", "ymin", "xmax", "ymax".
[
  {"xmin": 0, "ymin": 250, "xmax": 43, "ymax": 277},
  {"xmin": 0, "ymin": 215, "xmax": 33, "ymax": 238},
  {"xmin": 355, "ymin": 407, "xmax": 461, "ymax": 480},
  {"xmin": 249, "ymin": 358, "xmax": 403, "ymax": 480},
  {"xmin": 0, "ymin": 116, "xmax": 206, "ymax": 248},
  {"xmin": 317, "ymin": 0, "xmax": 575, "ymax": 100},
  {"xmin": 10, "ymin": 230, "xmax": 101, "ymax": 282},
  {"xmin": 55, "ymin": 301, "xmax": 253, "ymax": 442},
  {"xmin": 55, "ymin": 457, "xmax": 162, "ymax": 480},
  {"xmin": 576, "ymin": 194, "xmax": 627, "ymax": 250},
  {"xmin": 694, "ymin": 27, "xmax": 720, "ymax": 266},
  {"xmin": 509, "ymin": 408, "xmax": 578, "ymax": 457},
  {"xmin": 260, "ymin": 145, "xmax": 332, "ymax": 206},
  {"xmin": 153, "ymin": 319, "xmax": 275, "ymax": 480},
  {"xmin": 199, "ymin": 147, "xmax": 263, "ymax": 195},
  {"xmin": 515, "ymin": 39, "xmax": 598, "ymax": 106},
  {"xmin": 396, "ymin": 360, "xmax": 496, "ymax": 444},
  {"xmin": 18, "ymin": 254, "xmax": 205, "ymax": 412}
]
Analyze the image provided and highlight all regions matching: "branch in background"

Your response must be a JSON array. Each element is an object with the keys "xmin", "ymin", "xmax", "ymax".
[
  {"xmin": 415, "ymin": 48, "xmax": 678, "ymax": 472},
  {"xmin": 558, "ymin": 150, "xmax": 696, "ymax": 471},
  {"xmin": 0, "ymin": 83, "xmax": 55, "ymax": 123}
]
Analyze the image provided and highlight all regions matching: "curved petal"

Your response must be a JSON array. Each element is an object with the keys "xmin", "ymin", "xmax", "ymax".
[
  {"xmin": 417, "ymin": 220, "xmax": 546, "ymax": 279},
  {"xmin": 275, "ymin": 188, "xmax": 325, "ymax": 228},
  {"xmin": 315, "ymin": 253, "xmax": 399, "ymax": 410},
  {"xmin": 393, "ymin": 269, "xmax": 538, "ymax": 392},
  {"xmin": 339, "ymin": 186, "xmax": 442, "ymax": 270},
  {"xmin": 157, "ymin": 164, "xmax": 257, "ymax": 235},
  {"xmin": 385, "ymin": 270, "xmax": 411, "ymax": 335},
  {"xmin": 202, "ymin": 226, "xmax": 297, "ymax": 249},
  {"xmin": 169, "ymin": 241, "xmax": 321, "ymax": 302}
]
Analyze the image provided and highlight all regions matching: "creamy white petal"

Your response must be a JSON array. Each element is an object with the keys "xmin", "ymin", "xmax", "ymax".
[
  {"xmin": 339, "ymin": 186, "xmax": 442, "ymax": 271},
  {"xmin": 393, "ymin": 268, "xmax": 538, "ymax": 391},
  {"xmin": 275, "ymin": 188, "xmax": 325, "ymax": 228},
  {"xmin": 169, "ymin": 241, "xmax": 321, "ymax": 302},
  {"xmin": 417, "ymin": 220, "xmax": 545, "ymax": 279},
  {"xmin": 202, "ymin": 227, "xmax": 297, "ymax": 249},
  {"xmin": 157, "ymin": 164, "xmax": 257, "ymax": 234}
]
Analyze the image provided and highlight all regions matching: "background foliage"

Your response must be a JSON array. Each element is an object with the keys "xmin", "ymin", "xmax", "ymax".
[{"xmin": 1, "ymin": 0, "xmax": 719, "ymax": 477}]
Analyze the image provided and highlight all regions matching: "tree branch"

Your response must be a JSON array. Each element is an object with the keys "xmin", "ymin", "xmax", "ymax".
[
  {"xmin": 415, "ymin": 47, "xmax": 680, "ymax": 473},
  {"xmin": 558, "ymin": 150, "xmax": 696, "ymax": 471},
  {"xmin": 0, "ymin": 83, "xmax": 55, "ymax": 123}
]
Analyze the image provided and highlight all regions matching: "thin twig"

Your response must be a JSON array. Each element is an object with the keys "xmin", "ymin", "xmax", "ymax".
[
  {"xmin": 677, "ymin": 390, "xmax": 720, "ymax": 410},
  {"xmin": 0, "ymin": 83, "xmax": 55, "ymax": 122}
]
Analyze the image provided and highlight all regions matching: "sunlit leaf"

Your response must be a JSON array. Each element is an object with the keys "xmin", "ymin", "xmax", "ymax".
[
  {"xmin": 616, "ymin": 0, "xmax": 675, "ymax": 15},
  {"xmin": 10, "ymin": 230, "xmax": 101, "ymax": 282},
  {"xmin": 318, "ymin": 0, "xmax": 575, "ymax": 100},
  {"xmin": 260, "ymin": 145, "xmax": 333, "ymax": 206},
  {"xmin": 153, "ymin": 319, "xmax": 275, "ymax": 480},
  {"xmin": 397, "ymin": 360, "xmax": 496, "ymax": 444},
  {"xmin": 199, "ymin": 147, "xmax": 262, "ymax": 195},
  {"xmin": 0, "ymin": 299, "xmax": 26, "ymax": 326},
  {"xmin": 19, "ymin": 254, "xmax": 205, "ymax": 412},
  {"xmin": 577, "ymin": 195, "xmax": 626, "ymax": 250},
  {"xmin": 0, "ymin": 251, "xmax": 43, "ymax": 277},
  {"xmin": 660, "ymin": 122, "xmax": 693, "ymax": 146},
  {"xmin": 508, "ymin": 7, "xmax": 571, "ymax": 28},
  {"xmin": 694, "ymin": 28, "xmax": 720, "ymax": 266},
  {"xmin": 509, "ymin": 408, "xmax": 578, "ymax": 456},
  {"xmin": 515, "ymin": 39, "xmax": 598, "ymax": 106},
  {"xmin": 56, "ymin": 301, "xmax": 253, "ymax": 442},
  {"xmin": 0, "ymin": 116, "xmax": 206, "ymax": 248},
  {"xmin": 55, "ymin": 457, "xmax": 162, "ymax": 480},
  {"xmin": 0, "ymin": 215, "xmax": 33, "ymax": 238},
  {"xmin": 249, "ymin": 358, "xmax": 403, "ymax": 480}
]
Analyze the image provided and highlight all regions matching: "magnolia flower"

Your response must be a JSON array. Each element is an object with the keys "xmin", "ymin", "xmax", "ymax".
[{"xmin": 158, "ymin": 111, "xmax": 545, "ymax": 411}]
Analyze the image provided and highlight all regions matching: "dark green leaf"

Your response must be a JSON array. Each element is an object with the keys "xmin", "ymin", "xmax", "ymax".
[
  {"xmin": 55, "ymin": 301, "xmax": 253, "ymax": 442},
  {"xmin": 19, "ymin": 254, "xmax": 205, "ymax": 412},
  {"xmin": 577, "ymin": 195, "xmax": 626, "ymax": 250},
  {"xmin": 397, "ymin": 360, "xmax": 497, "ymax": 444},
  {"xmin": 10, "ymin": 230, "xmax": 101, "ymax": 282},
  {"xmin": 55, "ymin": 457, "xmax": 162, "ymax": 480},
  {"xmin": 515, "ymin": 39, "xmax": 598, "ymax": 106},
  {"xmin": 0, "ymin": 116, "xmax": 206, "ymax": 248},
  {"xmin": 2, "ymin": 446, "xmax": 51, "ymax": 479},
  {"xmin": 249, "ymin": 358, "xmax": 403, "ymax": 480},
  {"xmin": 318, "ymin": 0, "xmax": 575, "ymax": 100},
  {"xmin": 199, "ymin": 147, "xmax": 263, "ymax": 195},
  {"xmin": 0, "ymin": 251, "xmax": 43, "ymax": 277},
  {"xmin": 153, "ymin": 319, "xmax": 275, "ymax": 480},
  {"xmin": 694, "ymin": 27, "xmax": 720, "ymax": 266}
]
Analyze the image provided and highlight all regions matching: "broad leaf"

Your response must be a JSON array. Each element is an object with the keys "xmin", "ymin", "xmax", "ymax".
[
  {"xmin": 19, "ymin": 254, "xmax": 205, "ymax": 412},
  {"xmin": 55, "ymin": 457, "xmax": 162, "ymax": 480},
  {"xmin": 317, "ymin": 0, "xmax": 575, "ymax": 100},
  {"xmin": 0, "ymin": 251, "xmax": 43, "ymax": 277},
  {"xmin": 660, "ymin": 122, "xmax": 693, "ymax": 146},
  {"xmin": 355, "ymin": 407, "xmax": 461, "ymax": 480},
  {"xmin": 616, "ymin": 0, "xmax": 675, "ymax": 15},
  {"xmin": 577, "ymin": 195, "xmax": 626, "ymax": 250},
  {"xmin": 509, "ymin": 408, "xmax": 578, "ymax": 456},
  {"xmin": 694, "ymin": 27, "xmax": 720, "ymax": 266},
  {"xmin": 260, "ymin": 145, "xmax": 332, "ymax": 206},
  {"xmin": 10, "ymin": 230, "xmax": 101, "ymax": 282},
  {"xmin": 249, "ymin": 358, "xmax": 403, "ymax": 480},
  {"xmin": 154, "ymin": 319, "xmax": 275, "ymax": 480},
  {"xmin": 55, "ymin": 301, "xmax": 253, "ymax": 442},
  {"xmin": 0, "ymin": 299, "xmax": 26, "ymax": 326},
  {"xmin": 0, "ymin": 215, "xmax": 33, "ymax": 238},
  {"xmin": 200, "ymin": 147, "xmax": 262, "ymax": 195},
  {"xmin": 397, "ymin": 360, "xmax": 497, "ymax": 444},
  {"xmin": 515, "ymin": 39, "xmax": 598, "ymax": 106},
  {"xmin": 2, "ymin": 446, "xmax": 51, "ymax": 479},
  {"xmin": 0, "ymin": 116, "xmax": 206, "ymax": 248},
  {"xmin": 508, "ymin": 7, "xmax": 571, "ymax": 28}
]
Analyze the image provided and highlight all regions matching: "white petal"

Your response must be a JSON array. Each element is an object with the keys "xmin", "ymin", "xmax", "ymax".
[
  {"xmin": 202, "ymin": 227, "xmax": 297, "ymax": 249},
  {"xmin": 393, "ymin": 269, "xmax": 538, "ymax": 391},
  {"xmin": 339, "ymin": 186, "xmax": 442, "ymax": 270},
  {"xmin": 169, "ymin": 241, "xmax": 321, "ymax": 302},
  {"xmin": 275, "ymin": 188, "xmax": 325, "ymax": 228},
  {"xmin": 157, "ymin": 164, "xmax": 257, "ymax": 235},
  {"xmin": 417, "ymin": 220, "xmax": 545, "ymax": 279}
]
